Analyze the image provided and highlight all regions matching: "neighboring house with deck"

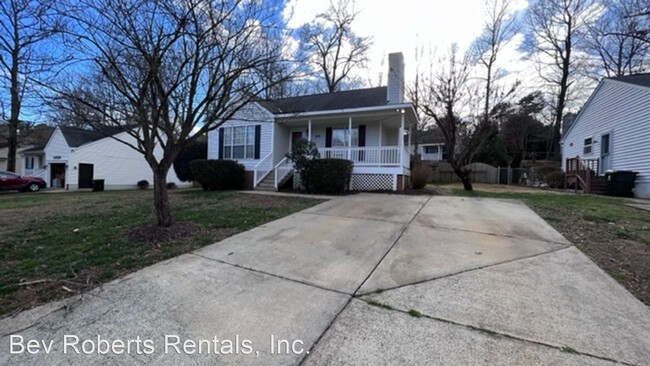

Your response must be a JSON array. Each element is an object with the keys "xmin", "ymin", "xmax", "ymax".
[
  {"xmin": 207, "ymin": 52, "xmax": 418, "ymax": 191},
  {"xmin": 561, "ymin": 73, "xmax": 650, "ymax": 198},
  {"xmin": 20, "ymin": 125, "xmax": 185, "ymax": 190}
]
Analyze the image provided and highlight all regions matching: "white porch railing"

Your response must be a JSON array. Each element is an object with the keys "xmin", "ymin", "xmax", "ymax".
[
  {"xmin": 421, "ymin": 152, "xmax": 442, "ymax": 161},
  {"xmin": 320, "ymin": 146, "xmax": 407, "ymax": 166},
  {"xmin": 24, "ymin": 168, "xmax": 47, "ymax": 178},
  {"xmin": 274, "ymin": 157, "xmax": 293, "ymax": 189},
  {"xmin": 253, "ymin": 152, "xmax": 273, "ymax": 187}
]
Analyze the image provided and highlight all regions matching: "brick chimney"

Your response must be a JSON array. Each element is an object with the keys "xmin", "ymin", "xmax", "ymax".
[{"xmin": 387, "ymin": 52, "xmax": 405, "ymax": 104}]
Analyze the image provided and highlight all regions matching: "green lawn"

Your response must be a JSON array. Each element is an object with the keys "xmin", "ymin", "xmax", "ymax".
[
  {"xmin": 0, "ymin": 189, "xmax": 321, "ymax": 317},
  {"xmin": 452, "ymin": 188, "xmax": 650, "ymax": 304}
]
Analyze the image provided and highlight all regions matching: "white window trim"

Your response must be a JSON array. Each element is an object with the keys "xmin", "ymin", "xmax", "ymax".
[
  {"xmin": 222, "ymin": 125, "xmax": 256, "ymax": 160},
  {"xmin": 583, "ymin": 136, "xmax": 593, "ymax": 155}
]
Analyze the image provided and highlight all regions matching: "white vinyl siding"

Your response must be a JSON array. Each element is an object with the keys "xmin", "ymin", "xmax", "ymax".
[
  {"xmin": 67, "ymin": 131, "xmax": 184, "ymax": 190},
  {"xmin": 44, "ymin": 128, "xmax": 70, "ymax": 162},
  {"xmin": 207, "ymin": 102, "xmax": 274, "ymax": 171},
  {"xmin": 562, "ymin": 79, "xmax": 650, "ymax": 197}
]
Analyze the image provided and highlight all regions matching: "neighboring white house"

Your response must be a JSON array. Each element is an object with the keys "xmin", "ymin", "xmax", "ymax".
[
  {"xmin": 561, "ymin": 73, "xmax": 650, "ymax": 198},
  {"xmin": 207, "ymin": 52, "xmax": 418, "ymax": 191},
  {"xmin": 20, "ymin": 126, "xmax": 185, "ymax": 190},
  {"xmin": 411, "ymin": 129, "xmax": 446, "ymax": 162}
]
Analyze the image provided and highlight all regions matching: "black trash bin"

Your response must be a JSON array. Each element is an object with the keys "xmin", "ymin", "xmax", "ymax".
[
  {"xmin": 605, "ymin": 171, "xmax": 637, "ymax": 197},
  {"xmin": 92, "ymin": 179, "xmax": 105, "ymax": 192}
]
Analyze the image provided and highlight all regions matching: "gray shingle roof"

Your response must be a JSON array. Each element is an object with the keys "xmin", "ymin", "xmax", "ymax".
[
  {"xmin": 609, "ymin": 73, "xmax": 650, "ymax": 88},
  {"xmin": 257, "ymin": 87, "xmax": 389, "ymax": 114},
  {"xmin": 59, "ymin": 125, "xmax": 132, "ymax": 147}
]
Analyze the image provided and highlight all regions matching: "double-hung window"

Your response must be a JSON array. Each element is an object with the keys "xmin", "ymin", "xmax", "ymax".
[
  {"xmin": 25, "ymin": 156, "xmax": 35, "ymax": 170},
  {"xmin": 331, "ymin": 128, "xmax": 359, "ymax": 147},
  {"xmin": 583, "ymin": 137, "xmax": 593, "ymax": 154},
  {"xmin": 222, "ymin": 126, "xmax": 256, "ymax": 159}
]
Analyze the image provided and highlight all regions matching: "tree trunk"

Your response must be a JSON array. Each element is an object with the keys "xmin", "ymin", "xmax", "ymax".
[
  {"xmin": 454, "ymin": 165, "xmax": 473, "ymax": 191},
  {"xmin": 153, "ymin": 167, "xmax": 172, "ymax": 227}
]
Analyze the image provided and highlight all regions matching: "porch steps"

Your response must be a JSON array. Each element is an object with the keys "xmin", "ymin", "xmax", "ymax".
[{"xmin": 255, "ymin": 172, "xmax": 277, "ymax": 191}]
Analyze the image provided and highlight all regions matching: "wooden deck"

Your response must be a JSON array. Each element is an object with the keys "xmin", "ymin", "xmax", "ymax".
[{"xmin": 565, "ymin": 157, "xmax": 606, "ymax": 194}]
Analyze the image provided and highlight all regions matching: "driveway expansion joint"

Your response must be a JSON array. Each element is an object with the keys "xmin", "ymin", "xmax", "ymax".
[
  {"xmin": 298, "ymin": 196, "xmax": 433, "ymax": 365},
  {"xmin": 300, "ymin": 211, "xmax": 411, "ymax": 225},
  {"xmin": 411, "ymin": 221, "xmax": 572, "ymax": 247},
  {"xmin": 355, "ymin": 245, "xmax": 576, "ymax": 296},
  {"xmin": 353, "ymin": 298, "xmax": 632, "ymax": 366}
]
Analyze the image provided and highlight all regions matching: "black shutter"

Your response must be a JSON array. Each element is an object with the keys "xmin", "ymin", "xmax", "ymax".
[
  {"xmin": 218, "ymin": 128, "xmax": 224, "ymax": 159},
  {"xmin": 358, "ymin": 125, "xmax": 366, "ymax": 147},
  {"xmin": 254, "ymin": 125, "xmax": 261, "ymax": 159},
  {"xmin": 325, "ymin": 127, "xmax": 332, "ymax": 148},
  {"xmin": 358, "ymin": 125, "xmax": 366, "ymax": 161}
]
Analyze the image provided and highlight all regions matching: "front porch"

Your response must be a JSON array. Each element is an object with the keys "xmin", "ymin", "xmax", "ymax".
[{"xmin": 254, "ymin": 109, "xmax": 414, "ymax": 191}]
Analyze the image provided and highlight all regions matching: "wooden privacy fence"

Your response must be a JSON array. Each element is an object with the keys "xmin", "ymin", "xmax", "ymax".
[{"xmin": 431, "ymin": 162, "xmax": 499, "ymax": 184}]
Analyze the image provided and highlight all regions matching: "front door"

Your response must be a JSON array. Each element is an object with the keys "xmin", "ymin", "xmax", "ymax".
[
  {"xmin": 50, "ymin": 163, "xmax": 66, "ymax": 188},
  {"xmin": 78, "ymin": 163, "xmax": 94, "ymax": 189},
  {"xmin": 600, "ymin": 133, "xmax": 611, "ymax": 174},
  {"xmin": 290, "ymin": 131, "xmax": 303, "ymax": 149}
]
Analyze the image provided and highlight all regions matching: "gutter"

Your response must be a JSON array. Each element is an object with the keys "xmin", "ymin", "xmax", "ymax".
[{"xmin": 273, "ymin": 103, "xmax": 417, "ymax": 119}]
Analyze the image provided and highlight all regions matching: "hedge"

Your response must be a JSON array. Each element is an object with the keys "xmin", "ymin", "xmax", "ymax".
[
  {"xmin": 173, "ymin": 141, "xmax": 208, "ymax": 182},
  {"xmin": 190, "ymin": 159, "xmax": 245, "ymax": 190},
  {"xmin": 302, "ymin": 158, "xmax": 352, "ymax": 194}
]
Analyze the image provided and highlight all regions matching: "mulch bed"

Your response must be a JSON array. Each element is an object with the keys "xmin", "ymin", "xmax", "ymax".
[{"xmin": 126, "ymin": 221, "xmax": 198, "ymax": 244}]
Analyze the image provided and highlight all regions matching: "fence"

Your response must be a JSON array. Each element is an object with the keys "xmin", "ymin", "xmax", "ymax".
[
  {"xmin": 431, "ymin": 162, "xmax": 540, "ymax": 186},
  {"xmin": 432, "ymin": 162, "xmax": 499, "ymax": 184}
]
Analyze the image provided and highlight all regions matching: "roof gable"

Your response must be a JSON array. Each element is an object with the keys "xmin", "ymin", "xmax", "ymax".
[
  {"xmin": 59, "ymin": 125, "xmax": 134, "ymax": 147},
  {"xmin": 257, "ymin": 87, "xmax": 389, "ymax": 114}
]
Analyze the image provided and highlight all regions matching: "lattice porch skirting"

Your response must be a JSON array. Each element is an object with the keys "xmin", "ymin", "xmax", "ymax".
[{"xmin": 294, "ymin": 173, "xmax": 402, "ymax": 191}]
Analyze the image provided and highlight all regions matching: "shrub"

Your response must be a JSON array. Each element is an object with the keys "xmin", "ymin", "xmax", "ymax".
[
  {"xmin": 173, "ymin": 141, "xmax": 208, "ymax": 182},
  {"xmin": 545, "ymin": 171, "xmax": 565, "ymax": 188},
  {"xmin": 302, "ymin": 158, "xmax": 352, "ymax": 194},
  {"xmin": 286, "ymin": 138, "xmax": 319, "ymax": 179},
  {"xmin": 166, "ymin": 182, "xmax": 177, "ymax": 189},
  {"xmin": 190, "ymin": 159, "xmax": 245, "ymax": 190},
  {"xmin": 137, "ymin": 180, "xmax": 149, "ymax": 190},
  {"xmin": 411, "ymin": 163, "xmax": 432, "ymax": 189}
]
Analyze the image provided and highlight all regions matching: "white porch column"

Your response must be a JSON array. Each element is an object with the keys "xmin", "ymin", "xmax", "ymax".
[
  {"xmin": 308, "ymin": 120, "xmax": 312, "ymax": 142},
  {"xmin": 348, "ymin": 117, "xmax": 352, "ymax": 160},
  {"xmin": 378, "ymin": 120, "xmax": 383, "ymax": 148},
  {"xmin": 400, "ymin": 112, "xmax": 405, "ymax": 167},
  {"xmin": 407, "ymin": 116, "xmax": 412, "ymax": 154}
]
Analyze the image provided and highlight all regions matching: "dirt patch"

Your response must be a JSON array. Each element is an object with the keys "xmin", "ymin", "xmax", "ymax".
[
  {"xmin": 533, "ymin": 207, "xmax": 650, "ymax": 305},
  {"xmin": 126, "ymin": 222, "xmax": 198, "ymax": 244}
]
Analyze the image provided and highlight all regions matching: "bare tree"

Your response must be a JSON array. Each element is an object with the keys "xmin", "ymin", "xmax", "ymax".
[
  {"xmin": 585, "ymin": 0, "xmax": 649, "ymax": 77},
  {"xmin": 298, "ymin": 0, "xmax": 371, "ymax": 93},
  {"xmin": 0, "ymin": 0, "xmax": 64, "ymax": 172},
  {"xmin": 524, "ymin": 0, "xmax": 598, "ymax": 160},
  {"xmin": 419, "ymin": 46, "xmax": 497, "ymax": 191},
  {"xmin": 58, "ymin": 0, "xmax": 290, "ymax": 227},
  {"xmin": 470, "ymin": 0, "xmax": 518, "ymax": 124}
]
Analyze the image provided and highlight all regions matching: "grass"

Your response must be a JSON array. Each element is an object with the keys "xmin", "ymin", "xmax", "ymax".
[
  {"xmin": 407, "ymin": 309, "xmax": 423, "ymax": 318},
  {"xmin": 450, "ymin": 187, "xmax": 650, "ymax": 305},
  {"xmin": 0, "ymin": 189, "xmax": 321, "ymax": 317},
  {"xmin": 365, "ymin": 298, "xmax": 394, "ymax": 310}
]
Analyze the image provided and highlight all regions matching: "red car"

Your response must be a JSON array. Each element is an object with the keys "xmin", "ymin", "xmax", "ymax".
[{"xmin": 0, "ymin": 170, "xmax": 47, "ymax": 192}]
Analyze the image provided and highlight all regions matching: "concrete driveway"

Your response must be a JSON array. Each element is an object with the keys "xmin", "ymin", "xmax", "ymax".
[{"xmin": 1, "ymin": 194, "xmax": 649, "ymax": 365}]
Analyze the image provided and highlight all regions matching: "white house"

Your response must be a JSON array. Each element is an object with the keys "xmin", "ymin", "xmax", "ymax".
[
  {"xmin": 20, "ymin": 125, "xmax": 185, "ymax": 190},
  {"xmin": 561, "ymin": 73, "xmax": 650, "ymax": 198},
  {"xmin": 207, "ymin": 52, "xmax": 418, "ymax": 191},
  {"xmin": 411, "ymin": 129, "xmax": 446, "ymax": 162}
]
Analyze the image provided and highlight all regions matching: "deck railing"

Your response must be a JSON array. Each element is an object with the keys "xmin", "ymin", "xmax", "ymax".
[
  {"xmin": 319, "ymin": 146, "xmax": 406, "ymax": 166},
  {"xmin": 566, "ymin": 156, "xmax": 599, "ymax": 193}
]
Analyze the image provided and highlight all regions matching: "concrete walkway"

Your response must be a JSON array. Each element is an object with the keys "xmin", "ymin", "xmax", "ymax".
[{"xmin": 1, "ymin": 194, "xmax": 648, "ymax": 365}]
